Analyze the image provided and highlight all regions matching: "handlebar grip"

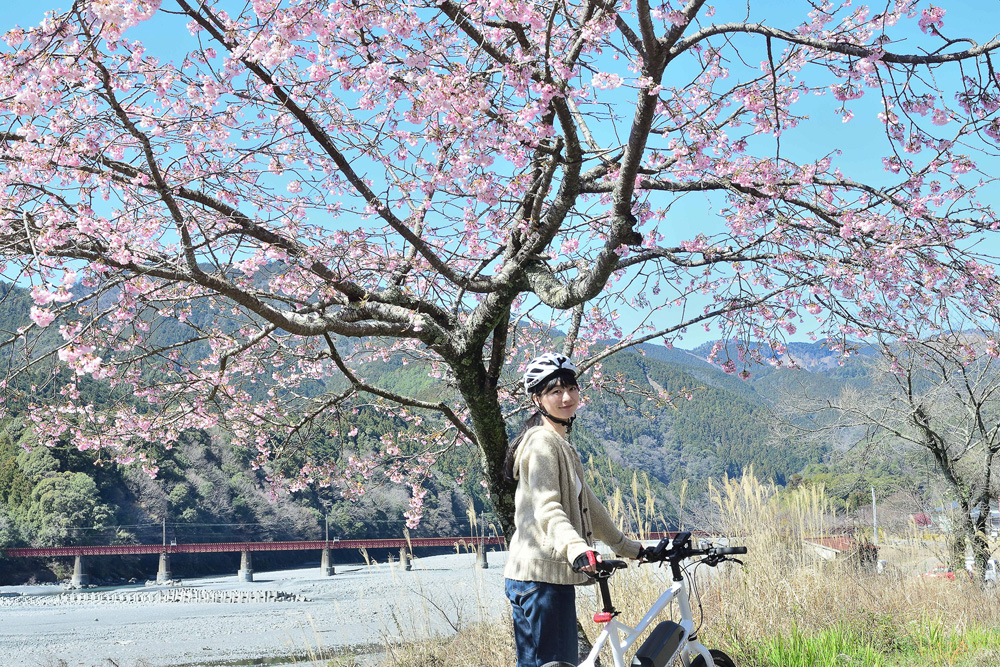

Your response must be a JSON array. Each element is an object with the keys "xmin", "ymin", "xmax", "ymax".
[
  {"xmin": 714, "ymin": 546, "xmax": 748, "ymax": 555},
  {"xmin": 600, "ymin": 559, "xmax": 628, "ymax": 571}
]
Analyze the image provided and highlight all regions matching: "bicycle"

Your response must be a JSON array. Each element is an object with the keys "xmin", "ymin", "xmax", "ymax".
[{"xmin": 545, "ymin": 531, "xmax": 747, "ymax": 667}]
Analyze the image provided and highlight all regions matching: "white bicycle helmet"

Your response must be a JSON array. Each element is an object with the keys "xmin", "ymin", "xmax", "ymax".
[{"xmin": 522, "ymin": 353, "xmax": 577, "ymax": 394}]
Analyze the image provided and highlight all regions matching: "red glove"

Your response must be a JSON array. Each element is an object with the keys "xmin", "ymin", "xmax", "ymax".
[{"xmin": 572, "ymin": 550, "xmax": 600, "ymax": 572}]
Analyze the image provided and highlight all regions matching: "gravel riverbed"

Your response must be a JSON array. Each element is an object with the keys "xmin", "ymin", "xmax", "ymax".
[{"xmin": 0, "ymin": 551, "xmax": 509, "ymax": 667}]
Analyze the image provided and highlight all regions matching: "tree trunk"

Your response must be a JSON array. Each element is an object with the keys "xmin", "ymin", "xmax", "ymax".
[
  {"xmin": 969, "ymin": 497, "xmax": 991, "ymax": 582},
  {"xmin": 952, "ymin": 497, "xmax": 991, "ymax": 582},
  {"xmin": 450, "ymin": 355, "xmax": 517, "ymax": 536},
  {"xmin": 947, "ymin": 527, "xmax": 967, "ymax": 576}
]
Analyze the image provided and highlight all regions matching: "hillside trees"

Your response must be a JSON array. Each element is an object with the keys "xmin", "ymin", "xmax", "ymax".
[
  {"xmin": 581, "ymin": 350, "xmax": 821, "ymax": 494},
  {"xmin": 3, "ymin": 1, "xmax": 1000, "ymax": 530},
  {"xmin": 0, "ymin": 415, "xmax": 328, "ymax": 546},
  {"xmin": 24, "ymin": 472, "xmax": 114, "ymax": 546}
]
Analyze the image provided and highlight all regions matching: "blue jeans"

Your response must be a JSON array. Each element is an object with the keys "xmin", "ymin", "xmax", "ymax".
[{"xmin": 505, "ymin": 578, "xmax": 578, "ymax": 667}]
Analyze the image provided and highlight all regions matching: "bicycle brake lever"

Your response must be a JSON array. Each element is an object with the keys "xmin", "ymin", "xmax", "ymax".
[
  {"xmin": 577, "ymin": 567, "xmax": 605, "ymax": 580},
  {"xmin": 708, "ymin": 556, "xmax": 744, "ymax": 567}
]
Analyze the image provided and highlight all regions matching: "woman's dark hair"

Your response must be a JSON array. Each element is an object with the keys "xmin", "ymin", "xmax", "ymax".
[{"xmin": 503, "ymin": 369, "xmax": 579, "ymax": 483}]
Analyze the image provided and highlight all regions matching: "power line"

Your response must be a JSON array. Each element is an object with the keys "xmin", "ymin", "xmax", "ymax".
[
  {"xmin": 65, "ymin": 518, "xmax": 501, "ymax": 530},
  {"xmin": 65, "ymin": 521, "xmax": 301, "ymax": 530}
]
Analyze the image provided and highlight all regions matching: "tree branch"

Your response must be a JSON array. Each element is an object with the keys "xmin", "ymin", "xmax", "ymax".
[
  {"xmin": 670, "ymin": 22, "xmax": 1000, "ymax": 63},
  {"xmin": 323, "ymin": 334, "xmax": 478, "ymax": 446}
]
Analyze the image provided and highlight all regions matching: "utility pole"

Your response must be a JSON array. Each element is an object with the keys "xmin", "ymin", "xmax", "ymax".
[
  {"xmin": 162, "ymin": 517, "xmax": 166, "ymax": 547},
  {"xmin": 872, "ymin": 487, "xmax": 878, "ymax": 545}
]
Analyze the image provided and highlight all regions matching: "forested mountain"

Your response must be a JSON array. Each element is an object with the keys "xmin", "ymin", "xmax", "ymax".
[
  {"xmin": 0, "ymin": 279, "xmax": 884, "ymax": 583},
  {"xmin": 582, "ymin": 351, "xmax": 821, "ymax": 488}
]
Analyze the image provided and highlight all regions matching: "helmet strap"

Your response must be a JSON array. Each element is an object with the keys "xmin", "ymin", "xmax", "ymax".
[{"xmin": 533, "ymin": 403, "xmax": 575, "ymax": 431}]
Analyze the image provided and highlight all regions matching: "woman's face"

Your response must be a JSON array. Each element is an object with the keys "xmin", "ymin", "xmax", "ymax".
[{"xmin": 534, "ymin": 381, "xmax": 580, "ymax": 422}]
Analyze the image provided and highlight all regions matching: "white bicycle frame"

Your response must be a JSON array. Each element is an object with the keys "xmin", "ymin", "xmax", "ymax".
[{"xmin": 578, "ymin": 572, "xmax": 713, "ymax": 667}]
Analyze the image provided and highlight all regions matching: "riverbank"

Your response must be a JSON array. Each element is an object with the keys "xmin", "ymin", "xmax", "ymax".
[{"xmin": 0, "ymin": 551, "xmax": 508, "ymax": 667}]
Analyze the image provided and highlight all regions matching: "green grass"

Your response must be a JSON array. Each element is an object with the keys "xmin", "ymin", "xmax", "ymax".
[{"xmin": 732, "ymin": 616, "xmax": 1000, "ymax": 667}]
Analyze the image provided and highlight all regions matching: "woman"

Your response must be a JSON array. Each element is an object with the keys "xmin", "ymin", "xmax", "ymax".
[{"xmin": 503, "ymin": 353, "xmax": 644, "ymax": 667}]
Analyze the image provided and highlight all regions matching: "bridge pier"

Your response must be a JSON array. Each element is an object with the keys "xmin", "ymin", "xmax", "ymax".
[
  {"xmin": 156, "ymin": 552, "xmax": 172, "ymax": 584},
  {"xmin": 237, "ymin": 551, "xmax": 254, "ymax": 582},
  {"xmin": 321, "ymin": 547, "xmax": 336, "ymax": 576},
  {"xmin": 399, "ymin": 546, "xmax": 411, "ymax": 571},
  {"xmin": 71, "ymin": 555, "xmax": 90, "ymax": 587},
  {"xmin": 475, "ymin": 546, "xmax": 489, "ymax": 569}
]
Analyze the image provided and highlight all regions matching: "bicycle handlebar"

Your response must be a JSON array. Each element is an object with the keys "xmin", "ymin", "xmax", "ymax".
[
  {"xmin": 641, "ymin": 533, "xmax": 748, "ymax": 566},
  {"xmin": 573, "ymin": 559, "xmax": 627, "ymax": 576},
  {"xmin": 713, "ymin": 546, "xmax": 748, "ymax": 556},
  {"xmin": 574, "ymin": 535, "xmax": 747, "ymax": 581},
  {"xmin": 597, "ymin": 559, "xmax": 628, "ymax": 573}
]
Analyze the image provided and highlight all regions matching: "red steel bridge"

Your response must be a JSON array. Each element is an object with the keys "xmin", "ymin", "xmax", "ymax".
[
  {"xmin": 1, "ymin": 533, "xmax": 680, "ymax": 585},
  {"xmin": 3, "ymin": 536, "xmax": 507, "ymax": 558}
]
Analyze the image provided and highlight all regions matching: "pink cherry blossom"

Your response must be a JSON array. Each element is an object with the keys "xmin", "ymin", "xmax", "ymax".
[
  {"xmin": 29, "ymin": 307, "xmax": 56, "ymax": 327},
  {"xmin": 918, "ymin": 6, "xmax": 945, "ymax": 34}
]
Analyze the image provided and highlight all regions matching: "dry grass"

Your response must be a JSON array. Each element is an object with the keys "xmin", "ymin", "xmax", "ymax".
[
  {"xmin": 379, "ymin": 471, "xmax": 1000, "ymax": 667},
  {"xmin": 374, "ymin": 615, "xmax": 515, "ymax": 667},
  {"xmin": 698, "ymin": 473, "xmax": 1000, "ymax": 651}
]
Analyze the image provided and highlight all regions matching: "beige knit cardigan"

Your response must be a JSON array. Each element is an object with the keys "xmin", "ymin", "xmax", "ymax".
[{"xmin": 503, "ymin": 426, "xmax": 642, "ymax": 585}]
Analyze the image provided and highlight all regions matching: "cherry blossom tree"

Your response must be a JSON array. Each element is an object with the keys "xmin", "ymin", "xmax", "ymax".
[{"xmin": 2, "ymin": 0, "xmax": 1000, "ymax": 529}]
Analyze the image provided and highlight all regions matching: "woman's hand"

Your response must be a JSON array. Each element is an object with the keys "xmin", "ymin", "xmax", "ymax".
[{"xmin": 571, "ymin": 550, "xmax": 602, "ymax": 574}]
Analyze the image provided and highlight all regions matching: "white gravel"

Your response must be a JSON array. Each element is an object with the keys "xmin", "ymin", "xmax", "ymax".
[{"xmin": 0, "ymin": 551, "xmax": 509, "ymax": 667}]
